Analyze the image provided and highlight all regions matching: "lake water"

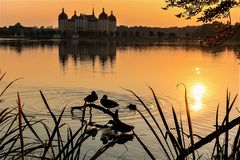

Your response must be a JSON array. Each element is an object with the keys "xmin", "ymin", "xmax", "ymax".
[{"xmin": 0, "ymin": 39, "xmax": 239, "ymax": 159}]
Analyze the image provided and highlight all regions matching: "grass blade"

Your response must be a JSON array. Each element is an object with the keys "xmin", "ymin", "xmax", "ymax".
[
  {"xmin": 224, "ymin": 90, "xmax": 230, "ymax": 159},
  {"xmin": 180, "ymin": 110, "xmax": 186, "ymax": 150},
  {"xmin": 40, "ymin": 90, "xmax": 66, "ymax": 158},
  {"xmin": 136, "ymin": 108, "xmax": 171, "ymax": 159},
  {"xmin": 132, "ymin": 131, "xmax": 155, "ymax": 160},
  {"xmin": 148, "ymin": 86, "xmax": 178, "ymax": 157},
  {"xmin": 0, "ymin": 72, "xmax": 6, "ymax": 82},
  {"xmin": 123, "ymin": 87, "xmax": 173, "ymax": 159},
  {"xmin": 184, "ymin": 115, "xmax": 240, "ymax": 157},
  {"xmin": 172, "ymin": 107, "xmax": 183, "ymax": 153},
  {"xmin": 55, "ymin": 125, "xmax": 85, "ymax": 159},
  {"xmin": 177, "ymin": 83, "xmax": 195, "ymax": 160},
  {"xmin": 0, "ymin": 78, "xmax": 22, "ymax": 98},
  {"xmin": 21, "ymin": 112, "xmax": 43, "ymax": 144},
  {"xmin": 211, "ymin": 105, "xmax": 220, "ymax": 160},
  {"xmin": 40, "ymin": 90, "xmax": 57, "ymax": 123},
  {"xmin": 17, "ymin": 92, "xmax": 24, "ymax": 160}
]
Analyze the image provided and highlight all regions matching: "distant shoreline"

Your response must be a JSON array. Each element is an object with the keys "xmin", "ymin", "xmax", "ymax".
[
  {"xmin": 1, "ymin": 37, "xmax": 240, "ymax": 47},
  {"xmin": 1, "ymin": 22, "xmax": 240, "ymax": 44},
  {"xmin": 0, "ymin": 36, "xmax": 200, "ymax": 42}
]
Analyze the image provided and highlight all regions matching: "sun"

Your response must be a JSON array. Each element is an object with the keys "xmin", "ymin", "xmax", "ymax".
[
  {"xmin": 192, "ymin": 84, "xmax": 205, "ymax": 99},
  {"xmin": 192, "ymin": 84, "xmax": 205, "ymax": 111}
]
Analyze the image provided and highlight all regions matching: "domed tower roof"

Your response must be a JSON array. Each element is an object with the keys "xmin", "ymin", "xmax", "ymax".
[
  {"xmin": 79, "ymin": 14, "xmax": 85, "ymax": 19},
  {"xmin": 99, "ymin": 8, "xmax": 108, "ymax": 20},
  {"xmin": 58, "ymin": 8, "xmax": 68, "ymax": 20},
  {"xmin": 71, "ymin": 11, "xmax": 78, "ymax": 21},
  {"xmin": 109, "ymin": 11, "xmax": 116, "ymax": 22}
]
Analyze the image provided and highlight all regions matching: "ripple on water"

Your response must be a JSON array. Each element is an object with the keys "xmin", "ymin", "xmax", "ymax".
[{"xmin": 1, "ymin": 85, "xmax": 239, "ymax": 159}]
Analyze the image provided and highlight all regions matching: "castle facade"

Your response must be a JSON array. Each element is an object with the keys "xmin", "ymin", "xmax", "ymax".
[{"xmin": 58, "ymin": 8, "xmax": 117, "ymax": 33}]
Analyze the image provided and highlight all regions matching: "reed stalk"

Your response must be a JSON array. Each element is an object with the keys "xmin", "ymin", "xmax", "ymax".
[
  {"xmin": 177, "ymin": 83, "xmax": 195, "ymax": 160},
  {"xmin": 17, "ymin": 92, "xmax": 24, "ymax": 160}
]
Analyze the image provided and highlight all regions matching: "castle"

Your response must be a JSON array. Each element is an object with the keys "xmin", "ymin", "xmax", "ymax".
[{"xmin": 58, "ymin": 8, "xmax": 117, "ymax": 33}]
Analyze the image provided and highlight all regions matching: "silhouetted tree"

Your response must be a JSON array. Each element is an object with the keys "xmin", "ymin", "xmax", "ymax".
[
  {"xmin": 98, "ymin": 31, "xmax": 102, "ymax": 37},
  {"xmin": 168, "ymin": 32, "xmax": 176, "ymax": 39},
  {"xmin": 191, "ymin": 31, "xmax": 199, "ymax": 40},
  {"xmin": 102, "ymin": 31, "xmax": 107, "ymax": 36},
  {"xmin": 149, "ymin": 31, "xmax": 155, "ymax": 37},
  {"xmin": 61, "ymin": 31, "xmax": 67, "ymax": 38},
  {"xmin": 157, "ymin": 31, "xmax": 165, "ymax": 38},
  {"xmin": 123, "ymin": 31, "xmax": 127, "ymax": 37},
  {"xmin": 109, "ymin": 31, "xmax": 114, "ymax": 37},
  {"xmin": 185, "ymin": 32, "xmax": 190, "ymax": 39},
  {"xmin": 163, "ymin": 0, "xmax": 239, "ymax": 46},
  {"xmin": 115, "ymin": 31, "xmax": 120, "ymax": 37},
  {"xmin": 93, "ymin": 31, "xmax": 98, "ymax": 37},
  {"xmin": 135, "ymin": 31, "xmax": 140, "ymax": 37},
  {"xmin": 232, "ymin": 23, "xmax": 240, "ymax": 41},
  {"xmin": 163, "ymin": 0, "xmax": 239, "ymax": 23},
  {"xmin": 78, "ymin": 31, "xmax": 84, "ymax": 37}
]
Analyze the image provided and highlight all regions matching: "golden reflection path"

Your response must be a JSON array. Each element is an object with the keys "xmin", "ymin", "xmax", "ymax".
[{"xmin": 191, "ymin": 83, "xmax": 205, "ymax": 111}]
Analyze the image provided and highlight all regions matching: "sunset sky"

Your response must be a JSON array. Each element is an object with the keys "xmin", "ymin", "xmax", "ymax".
[{"xmin": 0, "ymin": 0, "xmax": 239, "ymax": 28}]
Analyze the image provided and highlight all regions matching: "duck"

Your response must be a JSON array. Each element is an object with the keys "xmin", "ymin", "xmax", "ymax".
[
  {"xmin": 100, "ymin": 95, "xmax": 119, "ymax": 109},
  {"xmin": 127, "ymin": 104, "xmax": 137, "ymax": 111},
  {"xmin": 84, "ymin": 91, "xmax": 98, "ymax": 104},
  {"xmin": 100, "ymin": 127, "xmax": 116, "ymax": 144},
  {"xmin": 71, "ymin": 91, "xmax": 98, "ymax": 115},
  {"xmin": 108, "ymin": 119, "xmax": 134, "ymax": 133}
]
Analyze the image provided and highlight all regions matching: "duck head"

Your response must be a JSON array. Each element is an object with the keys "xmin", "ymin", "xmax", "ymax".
[
  {"xmin": 91, "ymin": 91, "xmax": 97, "ymax": 95},
  {"xmin": 102, "ymin": 95, "xmax": 108, "ymax": 99}
]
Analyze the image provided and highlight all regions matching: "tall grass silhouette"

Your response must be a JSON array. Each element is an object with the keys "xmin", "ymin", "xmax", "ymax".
[
  {"xmin": 125, "ymin": 86, "xmax": 239, "ymax": 160},
  {"xmin": 0, "ymin": 70, "xmax": 239, "ymax": 159}
]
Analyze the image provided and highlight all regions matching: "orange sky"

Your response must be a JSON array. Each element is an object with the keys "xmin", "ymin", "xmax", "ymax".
[{"xmin": 0, "ymin": 0, "xmax": 239, "ymax": 28}]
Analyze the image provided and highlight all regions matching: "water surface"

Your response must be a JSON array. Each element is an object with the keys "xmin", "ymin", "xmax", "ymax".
[{"xmin": 0, "ymin": 39, "xmax": 239, "ymax": 159}]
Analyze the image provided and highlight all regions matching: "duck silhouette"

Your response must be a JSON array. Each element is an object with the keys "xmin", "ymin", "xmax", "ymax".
[
  {"xmin": 100, "ymin": 127, "xmax": 116, "ymax": 144},
  {"xmin": 127, "ymin": 104, "xmax": 137, "ymax": 111},
  {"xmin": 71, "ymin": 91, "xmax": 98, "ymax": 115},
  {"xmin": 84, "ymin": 91, "xmax": 98, "ymax": 104},
  {"xmin": 108, "ymin": 119, "xmax": 134, "ymax": 133},
  {"xmin": 100, "ymin": 95, "xmax": 119, "ymax": 109}
]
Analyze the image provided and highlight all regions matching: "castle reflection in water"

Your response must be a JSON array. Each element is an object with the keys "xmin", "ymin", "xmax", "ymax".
[
  {"xmin": 0, "ymin": 39, "xmax": 117, "ymax": 70},
  {"xmin": 58, "ymin": 40, "xmax": 116, "ymax": 69},
  {"xmin": 0, "ymin": 40, "xmax": 239, "ymax": 71}
]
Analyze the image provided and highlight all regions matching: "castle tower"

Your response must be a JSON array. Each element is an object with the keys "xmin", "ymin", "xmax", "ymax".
[
  {"xmin": 58, "ymin": 8, "xmax": 68, "ymax": 32},
  {"xmin": 108, "ymin": 11, "xmax": 117, "ymax": 32},
  {"xmin": 98, "ymin": 8, "xmax": 109, "ymax": 32},
  {"xmin": 71, "ymin": 11, "xmax": 78, "ymax": 32}
]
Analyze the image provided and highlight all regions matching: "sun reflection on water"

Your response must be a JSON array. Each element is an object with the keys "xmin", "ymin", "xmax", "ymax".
[{"xmin": 191, "ymin": 84, "xmax": 205, "ymax": 111}]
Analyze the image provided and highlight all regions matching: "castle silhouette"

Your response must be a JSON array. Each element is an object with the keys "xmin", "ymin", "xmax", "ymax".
[{"xmin": 58, "ymin": 8, "xmax": 117, "ymax": 33}]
